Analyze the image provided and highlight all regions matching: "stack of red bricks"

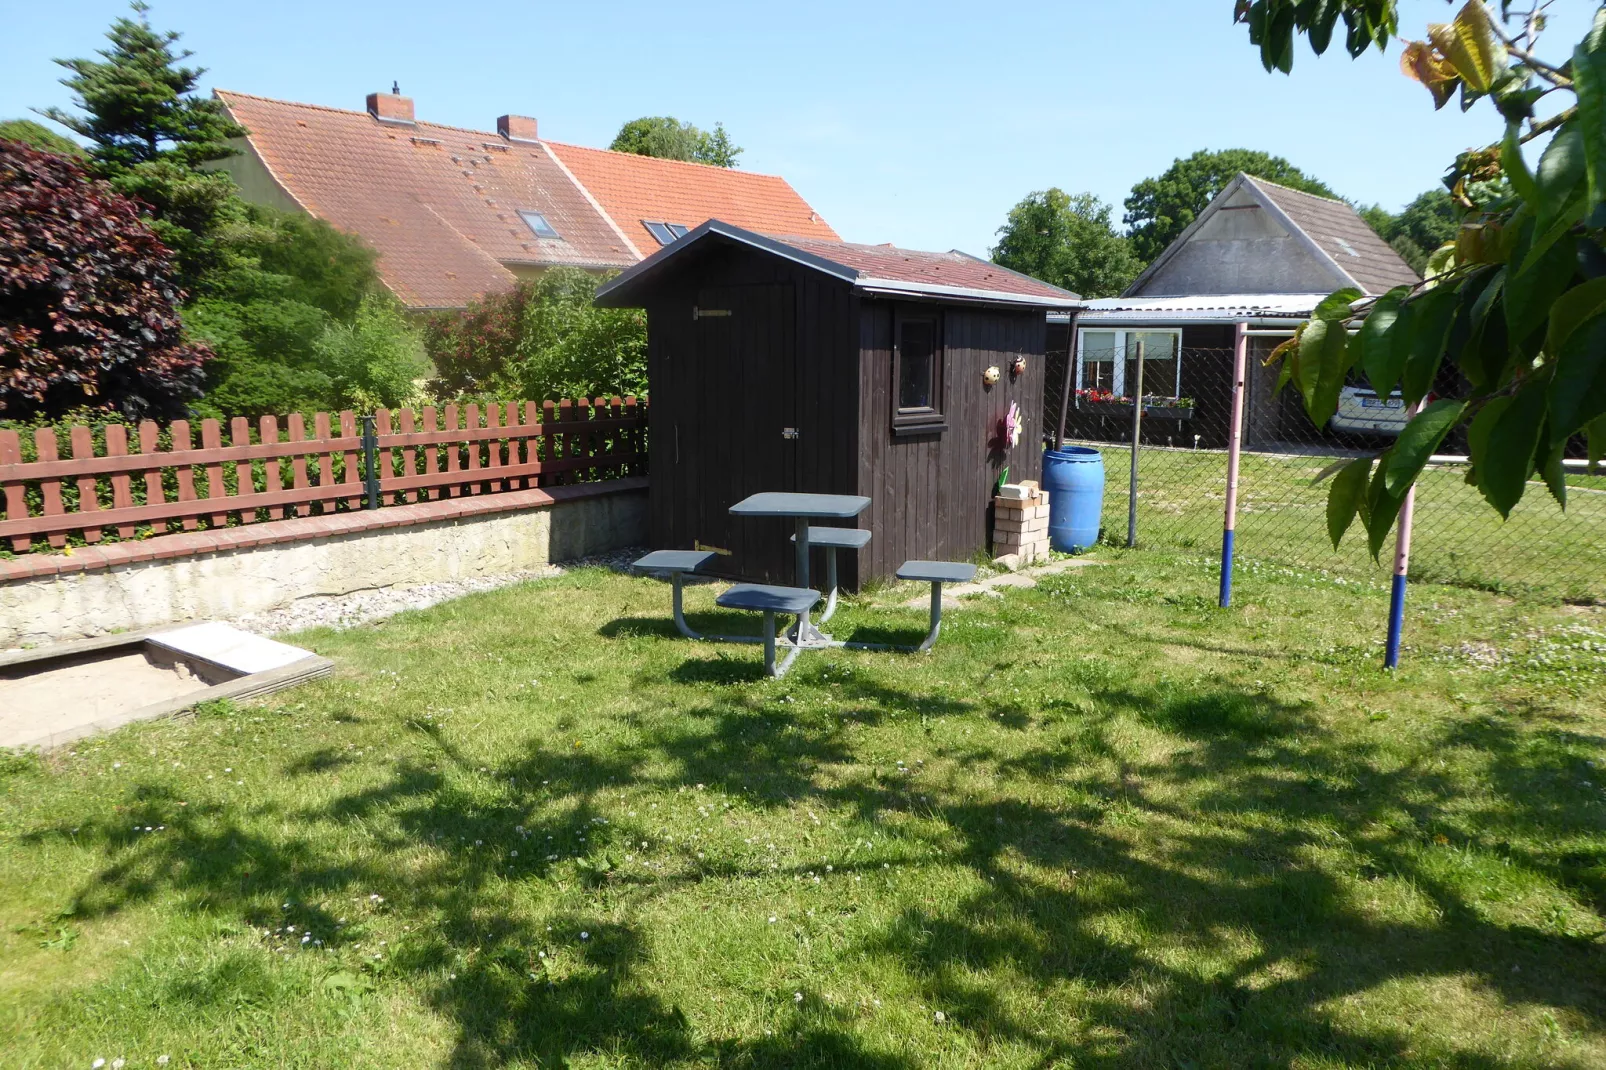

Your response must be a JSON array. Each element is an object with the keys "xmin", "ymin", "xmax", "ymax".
[{"xmin": 993, "ymin": 483, "xmax": 1051, "ymax": 565}]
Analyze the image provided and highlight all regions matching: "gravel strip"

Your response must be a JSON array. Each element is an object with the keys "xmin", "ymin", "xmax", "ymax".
[{"xmin": 230, "ymin": 547, "xmax": 646, "ymax": 636}]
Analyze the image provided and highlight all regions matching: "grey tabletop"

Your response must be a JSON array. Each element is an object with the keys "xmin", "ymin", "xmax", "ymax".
[{"xmin": 729, "ymin": 492, "xmax": 871, "ymax": 519}]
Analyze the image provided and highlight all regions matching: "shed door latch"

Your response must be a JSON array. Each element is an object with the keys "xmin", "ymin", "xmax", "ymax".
[{"xmin": 781, "ymin": 427, "xmax": 800, "ymax": 440}]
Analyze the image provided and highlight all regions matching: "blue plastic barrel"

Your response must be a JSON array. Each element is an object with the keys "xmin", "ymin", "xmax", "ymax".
[{"xmin": 1043, "ymin": 447, "xmax": 1105, "ymax": 552}]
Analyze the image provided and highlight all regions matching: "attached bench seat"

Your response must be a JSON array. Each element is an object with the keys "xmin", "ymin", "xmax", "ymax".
[
  {"xmin": 789, "ymin": 527, "xmax": 872, "ymax": 622},
  {"xmin": 715, "ymin": 583, "xmax": 821, "ymax": 678},
  {"xmin": 632, "ymin": 549, "xmax": 719, "ymax": 640},
  {"xmin": 896, "ymin": 560, "xmax": 978, "ymax": 652}
]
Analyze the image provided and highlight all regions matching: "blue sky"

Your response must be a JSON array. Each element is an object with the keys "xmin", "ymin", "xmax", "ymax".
[{"xmin": 5, "ymin": 1, "xmax": 1592, "ymax": 255}]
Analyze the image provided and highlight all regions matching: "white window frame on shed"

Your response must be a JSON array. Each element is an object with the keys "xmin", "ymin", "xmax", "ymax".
[{"xmin": 1075, "ymin": 328, "xmax": 1182, "ymax": 398}]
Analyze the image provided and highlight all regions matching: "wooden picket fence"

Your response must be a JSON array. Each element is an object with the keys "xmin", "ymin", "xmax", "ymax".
[{"xmin": 0, "ymin": 397, "xmax": 647, "ymax": 553}]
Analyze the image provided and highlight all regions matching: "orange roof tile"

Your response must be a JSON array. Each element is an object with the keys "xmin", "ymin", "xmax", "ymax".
[
  {"xmin": 545, "ymin": 140, "xmax": 840, "ymax": 254},
  {"xmin": 216, "ymin": 91, "xmax": 638, "ymax": 309}
]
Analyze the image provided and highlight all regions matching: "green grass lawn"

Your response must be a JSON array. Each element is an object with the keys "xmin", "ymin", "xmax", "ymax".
[
  {"xmin": 3, "ymin": 555, "xmax": 1606, "ymax": 1068},
  {"xmin": 1077, "ymin": 444, "xmax": 1606, "ymax": 604}
]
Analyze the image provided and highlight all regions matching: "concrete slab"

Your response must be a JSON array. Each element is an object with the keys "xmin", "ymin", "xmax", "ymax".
[{"xmin": 148, "ymin": 621, "xmax": 315, "ymax": 674}]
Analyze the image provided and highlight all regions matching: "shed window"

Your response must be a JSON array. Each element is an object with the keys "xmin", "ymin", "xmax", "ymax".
[
  {"xmin": 644, "ymin": 221, "xmax": 691, "ymax": 246},
  {"xmin": 518, "ymin": 210, "xmax": 560, "ymax": 239},
  {"xmin": 893, "ymin": 312, "xmax": 944, "ymax": 433},
  {"xmin": 1076, "ymin": 329, "xmax": 1181, "ymax": 399}
]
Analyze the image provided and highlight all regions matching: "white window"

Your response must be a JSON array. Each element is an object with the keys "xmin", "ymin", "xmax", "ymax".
[
  {"xmin": 643, "ymin": 221, "xmax": 691, "ymax": 246},
  {"xmin": 1075, "ymin": 329, "xmax": 1181, "ymax": 398}
]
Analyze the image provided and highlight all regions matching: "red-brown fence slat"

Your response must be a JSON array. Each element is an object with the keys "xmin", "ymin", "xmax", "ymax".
[
  {"xmin": 287, "ymin": 414, "xmax": 311, "ymax": 517},
  {"xmin": 0, "ymin": 430, "xmax": 30, "ymax": 552},
  {"xmin": 538, "ymin": 401, "xmax": 557, "ymax": 487},
  {"xmin": 138, "ymin": 421, "xmax": 166, "ymax": 536},
  {"xmin": 104, "ymin": 424, "xmax": 137, "ymax": 538},
  {"xmin": 523, "ymin": 400, "xmax": 542, "ymax": 488},
  {"xmin": 69, "ymin": 425, "xmax": 103, "ymax": 543},
  {"xmin": 375, "ymin": 409, "xmax": 396, "ymax": 505},
  {"xmin": 340, "ymin": 411, "xmax": 360, "ymax": 509},
  {"xmin": 624, "ymin": 396, "xmax": 641, "ymax": 477},
  {"xmin": 314, "ymin": 411, "xmax": 337, "ymax": 512},
  {"xmin": 444, "ymin": 404, "xmax": 461, "ymax": 497},
  {"xmin": 34, "ymin": 428, "xmax": 68, "ymax": 548},
  {"xmin": 421, "ymin": 407, "xmax": 441, "ymax": 500},
  {"xmin": 199, "ymin": 420, "xmax": 227, "ymax": 528},
  {"xmin": 463, "ymin": 403, "xmax": 483, "ymax": 494},
  {"xmin": 230, "ymin": 418, "xmax": 256, "ymax": 524},
  {"xmin": 485, "ymin": 402, "xmax": 505, "ymax": 493},
  {"xmin": 259, "ymin": 416, "xmax": 285, "ymax": 520},
  {"xmin": 398, "ymin": 409, "xmax": 419, "ymax": 503}
]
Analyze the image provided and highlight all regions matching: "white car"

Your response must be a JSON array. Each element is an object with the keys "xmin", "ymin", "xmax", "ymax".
[{"xmin": 1331, "ymin": 385, "xmax": 1409, "ymax": 436}]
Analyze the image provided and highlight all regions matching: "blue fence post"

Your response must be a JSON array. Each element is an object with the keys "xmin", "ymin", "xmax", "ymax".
[
  {"xmin": 1219, "ymin": 321, "xmax": 1248, "ymax": 608},
  {"xmin": 1384, "ymin": 400, "xmax": 1425, "ymax": 669}
]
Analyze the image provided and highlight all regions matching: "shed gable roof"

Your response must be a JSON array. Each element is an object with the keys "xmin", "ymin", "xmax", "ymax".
[
  {"xmin": 1125, "ymin": 173, "xmax": 1419, "ymax": 299},
  {"xmin": 595, "ymin": 221, "xmax": 1081, "ymax": 309}
]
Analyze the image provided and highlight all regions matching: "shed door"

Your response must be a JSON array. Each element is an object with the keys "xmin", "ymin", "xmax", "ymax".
[{"xmin": 692, "ymin": 283, "xmax": 797, "ymax": 582}]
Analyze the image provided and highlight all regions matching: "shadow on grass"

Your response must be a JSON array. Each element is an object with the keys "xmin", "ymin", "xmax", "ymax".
[{"xmin": 33, "ymin": 654, "xmax": 1606, "ymax": 1066}]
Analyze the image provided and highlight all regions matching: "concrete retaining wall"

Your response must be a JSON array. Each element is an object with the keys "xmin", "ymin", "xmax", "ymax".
[{"xmin": 1, "ymin": 479, "xmax": 646, "ymax": 648}]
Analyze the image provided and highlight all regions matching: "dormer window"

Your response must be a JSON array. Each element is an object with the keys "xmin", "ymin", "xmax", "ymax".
[
  {"xmin": 643, "ymin": 221, "xmax": 690, "ymax": 246},
  {"xmin": 518, "ymin": 210, "xmax": 560, "ymax": 239}
]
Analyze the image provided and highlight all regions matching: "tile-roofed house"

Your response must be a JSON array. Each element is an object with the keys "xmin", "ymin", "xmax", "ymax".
[
  {"xmin": 545, "ymin": 141, "xmax": 840, "ymax": 255},
  {"xmin": 211, "ymin": 90, "xmax": 838, "ymax": 310},
  {"xmin": 1249, "ymin": 177, "xmax": 1422, "ymax": 295}
]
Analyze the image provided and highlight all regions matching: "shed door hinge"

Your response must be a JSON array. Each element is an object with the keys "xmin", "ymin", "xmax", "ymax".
[{"xmin": 693, "ymin": 306, "xmax": 732, "ymax": 320}]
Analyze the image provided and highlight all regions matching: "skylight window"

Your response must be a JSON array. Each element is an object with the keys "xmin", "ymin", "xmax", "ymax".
[
  {"xmin": 643, "ymin": 221, "xmax": 691, "ymax": 246},
  {"xmin": 518, "ymin": 210, "xmax": 560, "ymax": 239}
]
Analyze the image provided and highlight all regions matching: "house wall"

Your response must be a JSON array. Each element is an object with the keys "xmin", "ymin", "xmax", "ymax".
[
  {"xmin": 1134, "ymin": 186, "xmax": 1349, "ymax": 297},
  {"xmin": 856, "ymin": 302, "xmax": 1044, "ymax": 580},
  {"xmin": 209, "ymin": 138, "xmax": 304, "ymax": 215}
]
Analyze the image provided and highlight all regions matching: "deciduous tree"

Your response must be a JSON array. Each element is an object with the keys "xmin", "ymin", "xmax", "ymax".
[
  {"xmin": 610, "ymin": 116, "xmax": 743, "ymax": 168},
  {"xmin": 1237, "ymin": 0, "xmax": 1606, "ymax": 553},
  {"xmin": 0, "ymin": 141, "xmax": 209, "ymax": 419},
  {"xmin": 992, "ymin": 189, "xmax": 1141, "ymax": 297}
]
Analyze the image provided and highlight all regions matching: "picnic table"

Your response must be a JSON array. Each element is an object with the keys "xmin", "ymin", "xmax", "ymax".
[{"xmin": 634, "ymin": 490, "xmax": 973, "ymax": 677}]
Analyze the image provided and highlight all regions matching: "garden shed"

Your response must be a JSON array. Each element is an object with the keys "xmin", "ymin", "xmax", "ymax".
[{"xmin": 595, "ymin": 221, "xmax": 1080, "ymax": 587}]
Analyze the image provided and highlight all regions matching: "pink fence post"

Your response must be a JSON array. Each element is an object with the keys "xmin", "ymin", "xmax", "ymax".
[{"xmin": 1219, "ymin": 320, "xmax": 1249, "ymax": 607}]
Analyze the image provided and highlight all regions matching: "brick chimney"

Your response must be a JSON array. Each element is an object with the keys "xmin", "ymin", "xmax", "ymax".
[
  {"xmin": 497, "ymin": 115, "xmax": 539, "ymax": 143},
  {"xmin": 366, "ymin": 91, "xmax": 415, "ymax": 125}
]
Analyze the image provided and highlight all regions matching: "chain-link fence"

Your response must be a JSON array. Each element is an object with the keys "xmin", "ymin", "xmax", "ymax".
[{"xmin": 1051, "ymin": 344, "xmax": 1606, "ymax": 605}]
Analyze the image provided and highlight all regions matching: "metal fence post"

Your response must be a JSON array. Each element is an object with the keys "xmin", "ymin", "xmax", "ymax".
[
  {"xmin": 1126, "ymin": 339, "xmax": 1145, "ymax": 548},
  {"xmin": 1220, "ymin": 322, "xmax": 1248, "ymax": 607},
  {"xmin": 361, "ymin": 413, "xmax": 380, "ymax": 510},
  {"xmin": 1385, "ymin": 398, "xmax": 1428, "ymax": 669}
]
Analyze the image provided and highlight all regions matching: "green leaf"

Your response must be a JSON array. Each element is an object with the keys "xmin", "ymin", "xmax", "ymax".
[
  {"xmin": 1502, "ymin": 120, "xmax": 1539, "ymax": 205},
  {"xmin": 1529, "ymin": 126, "xmax": 1587, "ymax": 264},
  {"xmin": 1588, "ymin": 412, "xmax": 1606, "ymax": 471},
  {"xmin": 1467, "ymin": 396, "xmax": 1512, "ymax": 471},
  {"xmin": 1308, "ymin": 0, "xmax": 1341, "ymax": 54},
  {"xmin": 1353, "ymin": 287, "xmax": 1411, "ymax": 397},
  {"xmin": 1312, "ymin": 286, "xmax": 1364, "ymax": 321},
  {"xmin": 1479, "ymin": 378, "xmax": 1549, "ymax": 517},
  {"xmin": 1297, "ymin": 317, "xmax": 1350, "ymax": 426},
  {"xmin": 1364, "ymin": 457, "xmax": 1407, "ymax": 561},
  {"xmin": 1402, "ymin": 285, "xmax": 1457, "ymax": 406},
  {"xmin": 1540, "ymin": 434, "xmax": 1568, "ymax": 511},
  {"xmin": 1326, "ymin": 456, "xmax": 1372, "ymax": 547},
  {"xmin": 1461, "ymin": 268, "xmax": 1508, "ymax": 390},
  {"xmin": 1575, "ymin": 13, "xmax": 1606, "ymax": 224},
  {"xmin": 1505, "ymin": 220, "xmax": 1577, "ymax": 346},
  {"xmin": 1547, "ymin": 309, "xmax": 1606, "ymax": 444},
  {"xmin": 1428, "ymin": 1, "xmax": 1505, "ymax": 95},
  {"xmin": 1546, "ymin": 276, "xmax": 1606, "ymax": 355},
  {"xmin": 1385, "ymin": 399, "xmax": 1467, "ymax": 496}
]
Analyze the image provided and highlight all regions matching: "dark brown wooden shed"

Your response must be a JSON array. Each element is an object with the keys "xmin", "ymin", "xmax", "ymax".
[{"xmin": 595, "ymin": 221, "xmax": 1081, "ymax": 587}]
